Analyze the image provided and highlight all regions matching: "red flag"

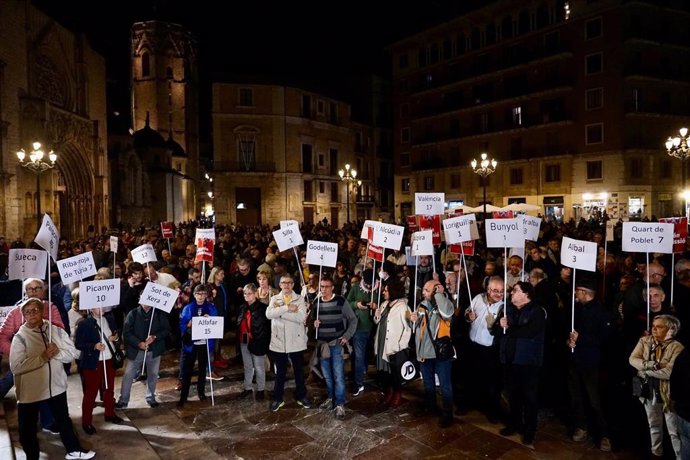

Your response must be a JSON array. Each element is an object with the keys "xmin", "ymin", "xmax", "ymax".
[
  {"xmin": 194, "ymin": 238, "xmax": 214, "ymax": 263},
  {"xmin": 368, "ymin": 244, "xmax": 384, "ymax": 262},
  {"xmin": 659, "ymin": 217, "xmax": 688, "ymax": 253},
  {"xmin": 419, "ymin": 215, "xmax": 441, "ymax": 245},
  {"xmin": 406, "ymin": 215, "xmax": 419, "ymax": 233},
  {"xmin": 161, "ymin": 221, "xmax": 174, "ymax": 239},
  {"xmin": 492, "ymin": 210, "xmax": 513, "ymax": 219}
]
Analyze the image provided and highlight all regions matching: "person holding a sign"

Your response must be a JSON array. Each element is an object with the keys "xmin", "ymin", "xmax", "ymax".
[
  {"xmin": 346, "ymin": 269, "xmax": 379, "ymax": 397},
  {"xmin": 177, "ymin": 284, "xmax": 217, "ymax": 408},
  {"xmin": 236, "ymin": 283, "xmax": 271, "ymax": 400},
  {"xmin": 410, "ymin": 280, "xmax": 456, "ymax": 428},
  {"xmin": 266, "ymin": 275, "xmax": 312, "ymax": 412},
  {"xmin": 75, "ymin": 307, "xmax": 124, "ymax": 435},
  {"xmin": 497, "ymin": 281, "xmax": 546, "ymax": 446},
  {"xmin": 9, "ymin": 298, "xmax": 95, "ymax": 460},
  {"xmin": 313, "ymin": 276, "xmax": 358, "ymax": 419}
]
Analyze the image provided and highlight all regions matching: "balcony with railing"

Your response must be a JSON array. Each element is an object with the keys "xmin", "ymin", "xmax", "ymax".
[
  {"xmin": 213, "ymin": 161, "xmax": 276, "ymax": 173},
  {"xmin": 355, "ymin": 194, "xmax": 376, "ymax": 205}
]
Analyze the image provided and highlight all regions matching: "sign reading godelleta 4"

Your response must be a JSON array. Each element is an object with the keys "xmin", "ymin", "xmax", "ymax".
[
  {"xmin": 622, "ymin": 222, "xmax": 674, "ymax": 254},
  {"xmin": 306, "ymin": 240, "xmax": 338, "ymax": 267},
  {"xmin": 372, "ymin": 222, "xmax": 404, "ymax": 250}
]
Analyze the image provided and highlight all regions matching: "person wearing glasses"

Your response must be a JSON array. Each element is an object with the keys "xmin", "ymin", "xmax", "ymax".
[
  {"xmin": 236, "ymin": 283, "xmax": 270, "ymax": 401},
  {"xmin": 266, "ymin": 274, "xmax": 312, "ymax": 412},
  {"xmin": 464, "ymin": 276, "xmax": 505, "ymax": 423},
  {"xmin": 10, "ymin": 298, "xmax": 94, "ymax": 460},
  {"xmin": 497, "ymin": 281, "xmax": 546, "ymax": 447},
  {"xmin": 313, "ymin": 276, "xmax": 357, "ymax": 420}
]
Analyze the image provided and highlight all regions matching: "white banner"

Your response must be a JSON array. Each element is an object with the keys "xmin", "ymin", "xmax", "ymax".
[
  {"xmin": 131, "ymin": 244, "xmax": 157, "ymax": 264},
  {"xmin": 415, "ymin": 193, "xmax": 445, "ymax": 216},
  {"xmin": 279, "ymin": 220, "xmax": 299, "ymax": 229},
  {"xmin": 192, "ymin": 316, "xmax": 225, "ymax": 340},
  {"xmin": 8, "ymin": 249, "xmax": 48, "ymax": 281},
  {"xmin": 606, "ymin": 221, "xmax": 615, "ymax": 242},
  {"xmin": 622, "ymin": 222, "xmax": 674, "ymax": 254},
  {"xmin": 139, "ymin": 282, "xmax": 177, "ymax": 313},
  {"xmin": 561, "ymin": 237, "xmax": 597, "ymax": 272},
  {"xmin": 442, "ymin": 214, "xmax": 478, "ymax": 244},
  {"xmin": 110, "ymin": 236, "xmax": 118, "ymax": 253},
  {"xmin": 306, "ymin": 240, "xmax": 338, "ymax": 268},
  {"xmin": 34, "ymin": 214, "xmax": 59, "ymax": 260},
  {"xmin": 79, "ymin": 279, "xmax": 121, "ymax": 309},
  {"xmin": 0, "ymin": 306, "xmax": 14, "ymax": 328},
  {"xmin": 411, "ymin": 230, "xmax": 434, "ymax": 256},
  {"xmin": 521, "ymin": 215, "xmax": 541, "ymax": 242},
  {"xmin": 272, "ymin": 226, "xmax": 304, "ymax": 252},
  {"xmin": 57, "ymin": 252, "xmax": 97, "ymax": 284},
  {"xmin": 195, "ymin": 227, "xmax": 216, "ymax": 243},
  {"xmin": 372, "ymin": 222, "xmax": 404, "ymax": 250},
  {"xmin": 485, "ymin": 218, "xmax": 524, "ymax": 248},
  {"xmin": 361, "ymin": 220, "xmax": 376, "ymax": 240}
]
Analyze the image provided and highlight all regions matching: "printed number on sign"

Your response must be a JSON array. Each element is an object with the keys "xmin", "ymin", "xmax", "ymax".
[
  {"xmin": 97, "ymin": 295, "xmax": 106, "ymax": 302},
  {"xmin": 383, "ymin": 237, "xmax": 388, "ymax": 243},
  {"xmin": 572, "ymin": 256, "xmax": 576, "ymax": 263},
  {"xmin": 204, "ymin": 328, "xmax": 211, "ymax": 335},
  {"xmin": 426, "ymin": 205, "xmax": 433, "ymax": 211},
  {"xmin": 659, "ymin": 237, "xmax": 664, "ymax": 243}
]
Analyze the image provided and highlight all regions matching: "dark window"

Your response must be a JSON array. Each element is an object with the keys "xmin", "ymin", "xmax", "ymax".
[
  {"xmin": 302, "ymin": 95, "xmax": 312, "ymax": 117},
  {"xmin": 536, "ymin": 3, "xmax": 549, "ymax": 29},
  {"xmin": 400, "ymin": 79, "xmax": 409, "ymax": 93},
  {"xmin": 430, "ymin": 43, "xmax": 439, "ymax": 64},
  {"xmin": 510, "ymin": 137, "xmax": 523, "ymax": 157},
  {"xmin": 319, "ymin": 181, "xmax": 325, "ymax": 194},
  {"xmin": 329, "ymin": 102, "xmax": 338, "ymax": 124},
  {"xmin": 586, "ymin": 53, "xmax": 603, "ymax": 75},
  {"xmin": 544, "ymin": 31, "xmax": 560, "ymax": 54},
  {"xmin": 450, "ymin": 174, "xmax": 461, "ymax": 189},
  {"xmin": 401, "ymin": 128, "xmax": 410, "ymax": 143},
  {"xmin": 141, "ymin": 52, "xmax": 150, "ymax": 77},
  {"xmin": 586, "ymin": 88, "xmax": 603, "ymax": 110},
  {"xmin": 471, "ymin": 28, "xmax": 481, "ymax": 51},
  {"xmin": 510, "ymin": 167, "xmax": 524, "ymax": 185},
  {"xmin": 502, "ymin": 15, "xmax": 513, "ymax": 39},
  {"xmin": 418, "ymin": 47, "xmax": 427, "ymax": 67},
  {"xmin": 586, "ymin": 123, "xmax": 604, "ymax": 144},
  {"xmin": 330, "ymin": 182, "xmax": 339, "ymax": 202},
  {"xmin": 166, "ymin": 67, "xmax": 173, "ymax": 79},
  {"xmin": 442, "ymin": 39, "xmax": 452, "ymax": 59},
  {"xmin": 329, "ymin": 148, "xmax": 338, "ymax": 175},
  {"xmin": 399, "ymin": 53, "xmax": 409, "ymax": 69},
  {"xmin": 630, "ymin": 158, "xmax": 644, "ymax": 179},
  {"xmin": 400, "ymin": 152, "xmax": 410, "ymax": 167},
  {"xmin": 302, "ymin": 144, "xmax": 313, "ymax": 173},
  {"xmin": 318, "ymin": 153, "xmax": 324, "ymax": 167},
  {"xmin": 545, "ymin": 164, "xmax": 561, "ymax": 182},
  {"xmin": 456, "ymin": 33, "xmax": 466, "ymax": 55},
  {"xmin": 424, "ymin": 176, "xmax": 435, "ymax": 191},
  {"xmin": 660, "ymin": 159, "xmax": 672, "ymax": 179},
  {"xmin": 486, "ymin": 23, "xmax": 496, "ymax": 45},
  {"xmin": 401, "ymin": 178, "xmax": 410, "ymax": 192},
  {"xmin": 586, "ymin": 160, "xmax": 603, "ymax": 180},
  {"xmin": 304, "ymin": 180, "xmax": 313, "ymax": 201},
  {"xmin": 239, "ymin": 88, "xmax": 253, "ymax": 106},
  {"xmin": 586, "ymin": 17, "xmax": 602, "ymax": 40},
  {"xmin": 518, "ymin": 9, "xmax": 530, "ymax": 35},
  {"xmin": 400, "ymin": 103, "xmax": 410, "ymax": 118}
]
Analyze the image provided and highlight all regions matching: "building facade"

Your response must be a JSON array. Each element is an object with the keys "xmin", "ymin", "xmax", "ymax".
[
  {"xmin": 0, "ymin": 0, "xmax": 109, "ymax": 241},
  {"xmin": 390, "ymin": 0, "xmax": 690, "ymax": 221}
]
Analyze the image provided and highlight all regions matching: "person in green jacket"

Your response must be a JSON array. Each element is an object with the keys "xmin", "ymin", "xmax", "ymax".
[{"xmin": 347, "ymin": 269, "xmax": 379, "ymax": 396}]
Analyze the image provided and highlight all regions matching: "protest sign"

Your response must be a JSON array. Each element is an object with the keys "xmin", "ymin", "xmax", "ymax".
[
  {"xmin": 195, "ymin": 227, "xmax": 216, "ymax": 243},
  {"xmin": 406, "ymin": 215, "xmax": 419, "ymax": 233},
  {"xmin": 622, "ymin": 222, "xmax": 674, "ymax": 254},
  {"xmin": 139, "ymin": 282, "xmax": 177, "ymax": 313},
  {"xmin": 521, "ymin": 215, "xmax": 541, "ymax": 242},
  {"xmin": 280, "ymin": 220, "xmax": 299, "ymax": 229},
  {"xmin": 419, "ymin": 215, "xmax": 441, "ymax": 245},
  {"xmin": 415, "ymin": 192, "xmax": 444, "ymax": 216},
  {"xmin": 361, "ymin": 220, "xmax": 376, "ymax": 240},
  {"xmin": 8, "ymin": 249, "xmax": 48, "ymax": 280},
  {"xmin": 110, "ymin": 236, "xmax": 118, "ymax": 253},
  {"xmin": 273, "ymin": 226, "xmax": 304, "ymax": 252},
  {"xmin": 192, "ymin": 316, "xmax": 225, "ymax": 341},
  {"xmin": 659, "ymin": 217, "xmax": 687, "ymax": 253},
  {"xmin": 306, "ymin": 240, "xmax": 338, "ymax": 268},
  {"xmin": 561, "ymin": 237, "xmax": 597, "ymax": 271},
  {"xmin": 194, "ymin": 239, "xmax": 214, "ymax": 264},
  {"xmin": 372, "ymin": 222, "xmax": 404, "ymax": 250},
  {"xmin": 368, "ymin": 244, "xmax": 384, "ymax": 262},
  {"xmin": 161, "ymin": 222, "xmax": 174, "ymax": 239},
  {"xmin": 132, "ymin": 244, "xmax": 157, "ymax": 264},
  {"xmin": 410, "ymin": 230, "xmax": 434, "ymax": 256},
  {"xmin": 57, "ymin": 252, "xmax": 97, "ymax": 284},
  {"xmin": 485, "ymin": 218, "xmax": 524, "ymax": 248},
  {"xmin": 443, "ymin": 214, "xmax": 478, "ymax": 244},
  {"xmin": 79, "ymin": 279, "xmax": 121, "ymax": 309},
  {"xmin": 34, "ymin": 214, "xmax": 59, "ymax": 260}
]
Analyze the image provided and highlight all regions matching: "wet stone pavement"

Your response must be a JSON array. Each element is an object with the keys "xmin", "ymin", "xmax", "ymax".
[{"xmin": 2, "ymin": 346, "xmax": 648, "ymax": 459}]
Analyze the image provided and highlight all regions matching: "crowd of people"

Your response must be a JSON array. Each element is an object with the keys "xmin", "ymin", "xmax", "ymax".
[{"xmin": 1, "ymin": 214, "xmax": 690, "ymax": 458}]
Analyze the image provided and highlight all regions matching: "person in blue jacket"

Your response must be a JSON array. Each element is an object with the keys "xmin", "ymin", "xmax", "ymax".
[{"xmin": 177, "ymin": 284, "xmax": 217, "ymax": 408}]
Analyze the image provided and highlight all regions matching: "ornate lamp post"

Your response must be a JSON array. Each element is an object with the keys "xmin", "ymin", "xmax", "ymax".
[
  {"xmin": 338, "ymin": 163, "xmax": 361, "ymax": 223},
  {"xmin": 16, "ymin": 141, "xmax": 57, "ymax": 228},
  {"xmin": 471, "ymin": 152, "xmax": 497, "ymax": 217},
  {"xmin": 666, "ymin": 127, "xmax": 690, "ymax": 216}
]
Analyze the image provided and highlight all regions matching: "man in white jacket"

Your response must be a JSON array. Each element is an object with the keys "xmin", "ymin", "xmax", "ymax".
[
  {"xmin": 10, "ymin": 298, "xmax": 95, "ymax": 460},
  {"xmin": 266, "ymin": 274, "xmax": 312, "ymax": 412}
]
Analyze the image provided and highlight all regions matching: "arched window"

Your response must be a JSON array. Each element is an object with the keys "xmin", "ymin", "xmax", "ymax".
[
  {"xmin": 141, "ymin": 52, "xmax": 150, "ymax": 77},
  {"xmin": 166, "ymin": 66, "xmax": 173, "ymax": 79},
  {"xmin": 234, "ymin": 126, "xmax": 260, "ymax": 171}
]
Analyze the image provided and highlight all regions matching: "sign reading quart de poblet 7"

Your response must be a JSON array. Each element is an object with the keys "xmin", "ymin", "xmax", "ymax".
[{"xmin": 621, "ymin": 222, "xmax": 674, "ymax": 254}]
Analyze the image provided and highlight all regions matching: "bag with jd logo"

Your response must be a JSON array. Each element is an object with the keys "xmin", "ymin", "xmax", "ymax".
[{"xmin": 389, "ymin": 348, "xmax": 419, "ymax": 385}]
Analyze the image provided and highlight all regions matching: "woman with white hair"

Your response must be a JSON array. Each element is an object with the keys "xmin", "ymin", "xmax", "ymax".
[{"xmin": 629, "ymin": 314, "xmax": 684, "ymax": 458}]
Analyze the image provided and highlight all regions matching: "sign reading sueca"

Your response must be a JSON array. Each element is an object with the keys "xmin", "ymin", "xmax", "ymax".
[
  {"xmin": 79, "ymin": 279, "xmax": 120, "ymax": 309},
  {"xmin": 622, "ymin": 222, "xmax": 674, "ymax": 254},
  {"xmin": 443, "ymin": 214, "xmax": 478, "ymax": 244},
  {"xmin": 131, "ymin": 244, "xmax": 157, "ymax": 264},
  {"xmin": 192, "ymin": 316, "xmax": 225, "ymax": 341},
  {"xmin": 34, "ymin": 214, "xmax": 59, "ymax": 260},
  {"xmin": 195, "ymin": 227, "xmax": 215, "ymax": 243},
  {"xmin": 411, "ymin": 230, "xmax": 434, "ymax": 256},
  {"xmin": 372, "ymin": 222, "xmax": 404, "ymax": 250},
  {"xmin": 279, "ymin": 220, "xmax": 299, "ymax": 229},
  {"xmin": 272, "ymin": 226, "xmax": 304, "ymax": 252},
  {"xmin": 57, "ymin": 252, "xmax": 97, "ymax": 284},
  {"xmin": 110, "ymin": 236, "xmax": 118, "ymax": 253},
  {"xmin": 415, "ymin": 192, "xmax": 444, "ymax": 216},
  {"xmin": 139, "ymin": 282, "xmax": 177, "ymax": 313},
  {"xmin": 485, "ymin": 218, "xmax": 524, "ymax": 248},
  {"xmin": 8, "ymin": 249, "xmax": 48, "ymax": 281},
  {"xmin": 561, "ymin": 237, "xmax": 597, "ymax": 272},
  {"xmin": 306, "ymin": 240, "xmax": 338, "ymax": 268},
  {"xmin": 521, "ymin": 215, "xmax": 541, "ymax": 242}
]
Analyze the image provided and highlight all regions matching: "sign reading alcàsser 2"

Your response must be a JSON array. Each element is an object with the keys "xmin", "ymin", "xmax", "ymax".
[
  {"xmin": 415, "ymin": 193, "xmax": 444, "ymax": 216},
  {"xmin": 306, "ymin": 240, "xmax": 338, "ymax": 267},
  {"xmin": 79, "ymin": 279, "xmax": 121, "ymax": 309},
  {"xmin": 622, "ymin": 222, "xmax": 674, "ymax": 254},
  {"xmin": 560, "ymin": 237, "xmax": 597, "ymax": 272},
  {"xmin": 372, "ymin": 222, "xmax": 404, "ymax": 250}
]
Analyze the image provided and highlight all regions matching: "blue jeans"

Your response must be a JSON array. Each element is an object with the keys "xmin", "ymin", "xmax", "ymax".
[
  {"xmin": 420, "ymin": 358, "xmax": 453, "ymax": 416},
  {"xmin": 352, "ymin": 331, "xmax": 370, "ymax": 388},
  {"xmin": 118, "ymin": 350, "xmax": 161, "ymax": 405},
  {"xmin": 320, "ymin": 342, "xmax": 346, "ymax": 406},
  {"xmin": 0, "ymin": 369, "xmax": 14, "ymax": 399},
  {"xmin": 679, "ymin": 414, "xmax": 690, "ymax": 460}
]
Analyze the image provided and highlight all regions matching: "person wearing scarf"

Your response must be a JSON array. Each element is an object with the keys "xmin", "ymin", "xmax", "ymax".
[{"xmin": 629, "ymin": 314, "xmax": 684, "ymax": 458}]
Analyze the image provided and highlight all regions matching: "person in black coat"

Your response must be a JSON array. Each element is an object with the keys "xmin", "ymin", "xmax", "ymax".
[{"xmin": 236, "ymin": 283, "xmax": 270, "ymax": 400}]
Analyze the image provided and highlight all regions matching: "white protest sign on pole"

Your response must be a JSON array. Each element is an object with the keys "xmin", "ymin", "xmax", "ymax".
[
  {"xmin": 0, "ymin": 306, "xmax": 14, "ymax": 328},
  {"xmin": 621, "ymin": 222, "xmax": 674, "ymax": 254},
  {"xmin": 195, "ymin": 227, "xmax": 216, "ymax": 243},
  {"xmin": 56, "ymin": 252, "xmax": 97, "ymax": 285},
  {"xmin": 560, "ymin": 237, "xmax": 598, "ymax": 272},
  {"xmin": 131, "ymin": 244, "xmax": 157, "ymax": 264},
  {"xmin": 192, "ymin": 316, "xmax": 225, "ymax": 340},
  {"xmin": 606, "ymin": 221, "xmax": 615, "ymax": 242},
  {"xmin": 306, "ymin": 240, "xmax": 338, "ymax": 268},
  {"xmin": 443, "ymin": 214, "xmax": 479, "ymax": 244},
  {"xmin": 485, "ymin": 218, "xmax": 524, "ymax": 248},
  {"xmin": 411, "ymin": 230, "xmax": 434, "ymax": 256},
  {"xmin": 34, "ymin": 214, "xmax": 59, "ymax": 260},
  {"xmin": 279, "ymin": 220, "xmax": 299, "ymax": 229},
  {"xmin": 415, "ymin": 193, "xmax": 445, "ymax": 216},
  {"xmin": 405, "ymin": 246, "xmax": 417, "ymax": 266},
  {"xmin": 361, "ymin": 220, "xmax": 376, "ymax": 240},
  {"xmin": 372, "ymin": 222, "xmax": 404, "ymax": 250},
  {"xmin": 79, "ymin": 279, "xmax": 121, "ymax": 309},
  {"xmin": 110, "ymin": 236, "xmax": 118, "ymax": 253},
  {"xmin": 521, "ymin": 215, "xmax": 541, "ymax": 242},
  {"xmin": 272, "ymin": 226, "xmax": 304, "ymax": 252},
  {"xmin": 139, "ymin": 282, "xmax": 177, "ymax": 313},
  {"xmin": 8, "ymin": 249, "xmax": 48, "ymax": 280}
]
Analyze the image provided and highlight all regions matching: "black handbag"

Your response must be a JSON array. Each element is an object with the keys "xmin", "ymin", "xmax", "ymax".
[
  {"xmin": 632, "ymin": 375, "xmax": 649, "ymax": 398},
  {"xmin": 389, "ymin": 348, "xmax": 419, "ymax": 385},
  {"xmin": 433, "ymin": 336, "xmax": 456, "ymax": 360},
  {"xmin": 96, "ymin": 323, "xmax": 125, "ymax": 369}
]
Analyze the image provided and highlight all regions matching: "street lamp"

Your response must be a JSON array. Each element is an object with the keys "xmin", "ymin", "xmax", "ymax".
[
  {"xmin": 666, "ymin": 127, "xmax": 690, "ymax": 216},
  {"xmin": 338, "ymin": 163, "xmax": 361, "ymax": 223},
  {"xmin": 471, "ymin": 152, "xmax": 497, "ymax": 217},
  {"xmin": 16, "ymin": 141, "xmax": 57, "ymax": 228}
]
